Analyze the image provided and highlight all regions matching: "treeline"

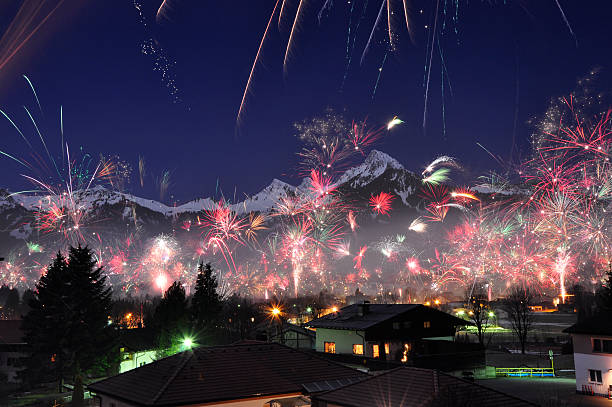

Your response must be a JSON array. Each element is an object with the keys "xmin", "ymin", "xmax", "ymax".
[{"xmin": 10, "ymin": 244, "xmax": 335, "ymax": 405}]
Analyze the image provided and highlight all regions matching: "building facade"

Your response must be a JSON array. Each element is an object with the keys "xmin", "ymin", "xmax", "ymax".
[
  {"xmin": 307, "ymin": 303, "xmax": 468, "ymax": 362},
  {"xmin": 565, "ymin": 315, "xmax": 612, "ymax": 398}
]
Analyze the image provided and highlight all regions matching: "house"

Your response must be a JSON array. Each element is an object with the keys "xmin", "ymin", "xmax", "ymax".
[
  {"xmin": 564, "ymin": 313, "xmax": 612, "ymax": 398},
  {"xmin": 269, "ymin": 323, "xmax": 316, "ymax": 350},
  {"xmin": 117, "ymin": 328, "xmax": 158, "ymax": 374},
  {"xmin": 305, "ymin": 303, "xmax": 469, "ymax": 361},
  {"xmin": 88, "ymin": 342, "xmax": 366, "ymax": 407},
  {"xmin": 310, "ymin": 366, "xmax": 537, "ymax": 407},
  {"xmin": 0, "ymin": 320, "xmax": 26, "ymax": 383}
]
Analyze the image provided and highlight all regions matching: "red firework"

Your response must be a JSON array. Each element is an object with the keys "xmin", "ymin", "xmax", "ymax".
[{"xmin": 369, "ymin": 192, "xmax": 395, "ymax": 215}]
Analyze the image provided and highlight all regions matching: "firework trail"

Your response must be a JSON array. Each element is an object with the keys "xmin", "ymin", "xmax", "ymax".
[{"xmin": 0, "ymin": 0, "xmax": 66, "ymax": 74}]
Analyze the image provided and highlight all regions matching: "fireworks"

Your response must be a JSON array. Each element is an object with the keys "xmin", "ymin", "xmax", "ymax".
[{"xmin": 369, "ymin": 192, "xmax": 395, "ymax": 216}]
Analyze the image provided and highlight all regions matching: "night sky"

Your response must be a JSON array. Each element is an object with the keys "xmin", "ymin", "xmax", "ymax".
[{"xmin": 0, "ymin": 0, "xmax": 611, "ymax": 203}]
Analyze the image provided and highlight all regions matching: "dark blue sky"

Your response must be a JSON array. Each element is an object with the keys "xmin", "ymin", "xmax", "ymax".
[{"xmin": 0, "ymin": 0, "xmax": 611, "ymax": 202}]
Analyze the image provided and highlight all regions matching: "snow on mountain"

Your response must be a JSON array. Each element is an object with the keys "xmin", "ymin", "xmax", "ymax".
[
  {"xmin": 335, "ymin": 150, "xmax": 408, "ymax": 188},
  {"xmin": 0, "ymin": 150, "xmax": 419, "ymax": 221}
]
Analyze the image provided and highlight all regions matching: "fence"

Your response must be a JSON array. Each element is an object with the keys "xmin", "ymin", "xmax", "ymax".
[{"xmin": 495, "ymin": 367, "xmax": 554, "ymax": 377}]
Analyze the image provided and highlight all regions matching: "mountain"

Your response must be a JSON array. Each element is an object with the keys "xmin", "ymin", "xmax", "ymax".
[{"xmin": 0, "ymin": 150, "xmax": 447, "ymax": 293}]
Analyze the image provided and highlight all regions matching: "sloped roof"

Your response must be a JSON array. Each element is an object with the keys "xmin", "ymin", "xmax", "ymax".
[
  {"xmin": 89, "ymin": 342, "xmax": 366, "ymax": 406},
  {"xmin": 311, "ymin": 367, "xmax": 537, "ymax": 407},
  {"xmin": 563, "ymin": 313, "xmax": 612, "ymax": 336},
  {"xmin": 0, "ymin": 320, "xmax": 25, "ymax": 345},
  {"xmin": 306, "ymin": 304, "xmax": 469, "ymax": 330}
]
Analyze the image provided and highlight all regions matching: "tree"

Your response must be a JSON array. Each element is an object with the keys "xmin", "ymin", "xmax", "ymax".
[
  {"xmin": 22, "ymin": 252, "xmax": 71, "ymax": 391},
  {"xmin": 153, "ymin": 281, "xmax": 189, "ymax": 357},
  {"xmin": 596, "ymin": 263, "xmax": 612, "ymax": 313},
  {"xmin": 191, "ymin": 263, "xmax": 221, "ymax": 332},
  {"xmin": 466, "ymin": 287, "xmax": 491, "ymax": 347},
  {"xmin": 505, "ymin": 286, "xmax": 534, "ymax": 354},
  {"xmin": 63, "ymin": 245, "xmax": 114, "ymax": 406},
  {"xmin": 3, "ymin": 288, "xmax": 19, "ymax": 318},
  {"xmin": 22, "ymin": 246, "xmax": 114, "ymax": 405}
]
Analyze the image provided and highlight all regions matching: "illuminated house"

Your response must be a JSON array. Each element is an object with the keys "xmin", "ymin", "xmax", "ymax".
[
  {"xmin": 117, "ymin": 328, "xmax": 157, "ymax": 374},
  {"xmin": 564, "ymin": 314, "xmax": 612, "ymax": 398},
  {"xmin": 89, "ymin": 342, "xmax": 366, "ymax": 407},
  {"xmin": 306, "ymin": 303, "xmax": 469, "ymax": 361}
]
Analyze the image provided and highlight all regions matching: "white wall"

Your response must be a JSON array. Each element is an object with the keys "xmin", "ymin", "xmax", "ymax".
[
  {"xmin": 119, "ymin": 350, "xmax": 157, "ymax": 374},
  {"xmin": 315, "ymin": 328, "xmax": 365, "ymax": 355},
  {"xmin": 574, "ymin": 352, "xmax": 612, "ymax": 396}
]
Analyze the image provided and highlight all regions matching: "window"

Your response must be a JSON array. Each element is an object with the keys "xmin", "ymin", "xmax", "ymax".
[
  {"xmin": 393, "ymin": 322, "xmax": 401, "ymax": 330},
  {"xmin": 384, "ymin": 343, "xmax": 390, "ymax": 354},
  {"xmin": 593, "ymin": 339, "xmax": 601, "ymax": 352},
  {"xmin": 589, "ymin": 369, "xmax": 603, "ymax": 383},
  {"xmin": 373, "ymin": 344, "xmax": 380, "ymax": 358},
  {"xmin": 592, "ymin": 338, "xmax": 612, "ymax": 353},
  {"xmin": 423, "ymin": 321, "xmax": 431, "ymax": 328},
  {"xmin": 353, "ymin": 344, "xmax": 364, "ymax": 355},
  {"xmin": 324, "ymin": 342, "xmax": 336, "ymax": 354},
  {"xmin": 403, "ymin": 321, "xmax": 412, "ymax": 329}
]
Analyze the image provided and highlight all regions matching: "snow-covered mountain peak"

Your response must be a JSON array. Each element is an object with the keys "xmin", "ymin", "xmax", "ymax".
[{"xmin": 336, "ymin": 149, "xmax": 408, "ymax": 188}]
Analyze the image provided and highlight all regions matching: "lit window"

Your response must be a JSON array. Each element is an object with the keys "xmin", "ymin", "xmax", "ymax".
[
  {"xmin": 324, "ymin": 342, "xmax": 336, "ymax": 354},
  {"xmin": 423, "ymin": 321, "xmax": 431, "ymax": 328},
  {"xmin": 589, "ymin": 369, "xmax": 602, "ymax": 383},
  {"xmin": 385, "ymin": 343, "xmax": 390, "ymax": 354},
  {"xmin": 353, "ymin": 344, "xmax": 364, "ymax": 355},
  {"xmin": 373, "ymin": 344, "xmax": 380, "ymax": 358}
]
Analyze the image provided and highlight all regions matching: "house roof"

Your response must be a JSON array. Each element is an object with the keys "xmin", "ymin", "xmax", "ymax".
[
  {"xmin": 311, "ymin": 367, "xmax": 537, "ymax": 407},
  {"xmin": 0, "ymin": 320, "xmax": 25, "ymax": 345},
  {"xmin": 563, "ymin": 313, "xmax": 612, "ymax": 336},
  {"xmin": 306, "ymin": 304, "xmax": 469, "ymax": 330},
  {"xmin": 88, "ymin": 342, "xmax": 366, "ymax": 406}
]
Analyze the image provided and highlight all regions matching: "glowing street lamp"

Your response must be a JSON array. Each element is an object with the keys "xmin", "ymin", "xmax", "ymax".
[{"xmin": 182, "ymin": 336, "xmax": 194, "ymax": 349}]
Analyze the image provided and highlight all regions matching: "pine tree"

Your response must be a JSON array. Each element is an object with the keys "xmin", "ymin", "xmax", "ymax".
[
  {"xmin": 153, "ymin": 281, "xmax": 189, "ymax": 357},
  {"xmin": 22, "ymin": 252, "xmax": 71, "ymax": 391},
  {"xmin": 597, "ymin": 263, "xmax": 612, "ymax": 313},
  {"xmin": 64, "ymin": 245, "xmax": 114, "ymax": 406},
  {"xmin": 22, "ymin": 246, "xmax": 114, "ymax": 404},
  {"xmin": 191, "ymin": 262, "xmax": 221, "ymax": 331}
]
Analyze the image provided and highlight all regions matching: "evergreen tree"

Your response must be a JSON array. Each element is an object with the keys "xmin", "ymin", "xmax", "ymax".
[
  {"xmin": 191, "ymin": 262, "xmax": 221, "ymax": 331},
  {"xmin": 597, "ymin": 263, "xmax": 612, "ymax": 313},
  {"xmin": 22, "ymin": 252, "xmax": 71, "ymax": 391},
  {"xmin": 22, "ymin": 246, "xmax": 114, "ymax": 405},
  {"xmin": 3, "ymin": 288, "xmax": 20, "ymax": 317},
  {"xmin": 153, "ymin": 281, "xmax": 189, "ymax": 357},
  {"xmin": 64, "ymin": 245, "xmax": 113, "ymax": 406}
]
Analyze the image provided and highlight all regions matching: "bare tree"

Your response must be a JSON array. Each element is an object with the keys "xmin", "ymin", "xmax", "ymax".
[
  {"xmin": 466, "ymin": 287, "xmax": 491, "ymax": 347},
  {"xmin": 505, "ymin": 286, "xmax": 534, "ymax": 354}
]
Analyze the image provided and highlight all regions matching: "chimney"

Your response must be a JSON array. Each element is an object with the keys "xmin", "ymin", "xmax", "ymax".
[{"xmin": 357, "ymin": 301, "xmax": 370, "ymax": 317}]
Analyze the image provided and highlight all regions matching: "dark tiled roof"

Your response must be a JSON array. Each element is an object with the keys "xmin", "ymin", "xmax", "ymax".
[
  {"xmin": 563, "ymin": 313, "xmax": 612, "ymax": 335},
  {"xmin": 89, "ymin": 342, "xmax": 366, "ymax": 406},
  {"xmin": 311, "ymin": 367, "xmax": 538, "ymax": 407},
  {"xmin": 0, "ymin": 320, "xmax": 24, "ymax": 344},
  {"xmin": 306, "ymin": 304, "xmax": 469, "ymax": 330}
]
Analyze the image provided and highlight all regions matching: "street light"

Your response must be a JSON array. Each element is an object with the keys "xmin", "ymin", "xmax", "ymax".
[{"xmin": 182, "ymin": 337, "xmax": 194, "ymax": 349}]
